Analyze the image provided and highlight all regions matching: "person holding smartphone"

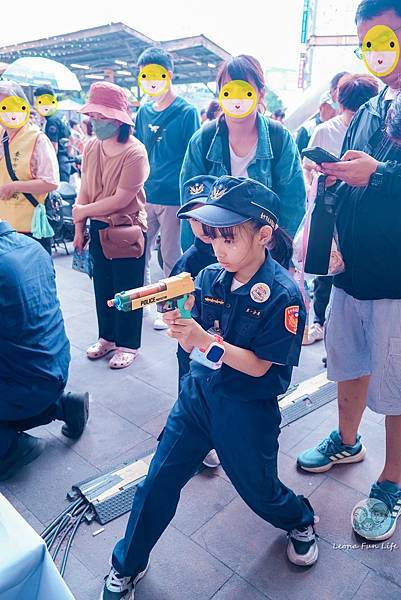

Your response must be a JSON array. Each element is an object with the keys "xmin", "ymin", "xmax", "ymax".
[{"xmin": 301, "ymin": 74, "xmax": 378, "ymax": 346}]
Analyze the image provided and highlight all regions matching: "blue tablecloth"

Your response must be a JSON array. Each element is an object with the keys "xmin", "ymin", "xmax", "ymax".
[{"xmin": 0, "ymin": 493, "xmax": 75, "ymax": 599}]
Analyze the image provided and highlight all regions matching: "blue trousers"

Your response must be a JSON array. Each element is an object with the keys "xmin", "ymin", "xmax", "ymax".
[{"xmin": 112, "ymin": 374, "xmax": 314, "ymax": 576}]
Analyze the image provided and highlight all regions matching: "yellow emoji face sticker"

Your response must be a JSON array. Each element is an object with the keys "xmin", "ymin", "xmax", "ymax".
[
  {"xmin": 0, "ymin": 96, "xmax": 30, "ymax": 129},
  {"xmin": 138, "ymin": 64, "xmax": 171, "ymax": 97},
  {"xmin": 362, "ymin": 25, "xmax": 400, "ymax": 77},
  {"xmin": 34, "ymin": 93, "xmax": 58, "ymax": 117},
  {"xmin": 218, "ymin": 80, "xmax": 258, "ymax": 119}
]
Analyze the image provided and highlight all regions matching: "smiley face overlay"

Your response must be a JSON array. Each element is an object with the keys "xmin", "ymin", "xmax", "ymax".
[
  {"xmin": 34, "ymin": 93, "xmax": 58, "ymax": 117},
  {"xmin": 362, "ymin": 25, "xmax": 400, "ymax": 77},
  {"xmin": 218, "ymin": 80, "xmax": 258, "ymax": 119},
  {"xmin": 0, "ymin": 96, "xmax": 30, "ymax": 129},
  {"xmin": 138, "ymin": 64, "xmax": 171, "ymax": 97}
]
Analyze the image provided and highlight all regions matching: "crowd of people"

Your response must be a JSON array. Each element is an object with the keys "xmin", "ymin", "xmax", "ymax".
[{"xmin": 0, "ymin": 0, "xmax": 401, "ymax": 598}]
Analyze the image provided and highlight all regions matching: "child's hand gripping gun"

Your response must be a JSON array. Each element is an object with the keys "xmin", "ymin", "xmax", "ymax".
[{"xmin": 107, "ymin": 272, "xmax": 195, "ymax": 318}]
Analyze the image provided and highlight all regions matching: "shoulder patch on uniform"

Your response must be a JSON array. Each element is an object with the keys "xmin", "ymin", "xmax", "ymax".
[
  {"xmin": 204, "ymin": 296, "xmax": 224, "ymax": 305},
  {"xmin": 250, "ymin": 283, "xmax": 271, "ymax": 303},
  {"xmin": 284, "ymin": 305, "xmax": 299, "ymax": 335}
]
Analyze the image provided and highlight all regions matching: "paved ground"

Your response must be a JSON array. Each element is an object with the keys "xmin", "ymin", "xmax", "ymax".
[{"xmin": 1, "ymin": 248, "xmax": 400, "ymax": 600}]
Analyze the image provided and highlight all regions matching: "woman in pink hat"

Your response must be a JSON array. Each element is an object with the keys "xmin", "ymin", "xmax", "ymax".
[{"xmin": 72, "ymin": 82, "xmax": 150, "ymax": 369}]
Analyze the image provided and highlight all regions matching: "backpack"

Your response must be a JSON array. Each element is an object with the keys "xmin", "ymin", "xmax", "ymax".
[{"xmin": 200, "ymin": 116, "xmax": 285, "ymax": 185}]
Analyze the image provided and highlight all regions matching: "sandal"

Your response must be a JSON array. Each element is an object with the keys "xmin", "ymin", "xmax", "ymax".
[
  {"xmin": 109, "ymin": 348, "xmax": 139, "ymax": 369},
  {"xmin": 87, "ymin": 338, "xmax": 116, "ymax": 360}
]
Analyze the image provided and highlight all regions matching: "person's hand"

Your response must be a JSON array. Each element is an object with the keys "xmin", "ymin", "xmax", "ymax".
[
  {"xmin": 73, "ymin": 229, "xmax": 85, "ymax": 251},
  {"xmin": 162, "ymin": 295, "xmax": 212, "ymax": 349},
  {"xmin": 319, "ymin": 150, "xmax": 379, "ymax": 187},
  {"xmin": 0, "ymin": 182, "xmax": 16, "ymax": 200},
  {"xmin": 72, "ymin": 204, "xmax": 89, "ymax": 223}
]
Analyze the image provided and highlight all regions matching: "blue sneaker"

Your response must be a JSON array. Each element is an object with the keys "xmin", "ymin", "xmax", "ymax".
[
  {"xmin": 351, "ymin": 480, "xmax": 401, "ymax": 541},
  {"xmin": 297, "ymin": 430, "xmax": 366, "ymax": 473}
]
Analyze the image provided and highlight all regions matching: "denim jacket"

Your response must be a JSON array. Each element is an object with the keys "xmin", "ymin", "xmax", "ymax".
[{"xmin": 179, "ymin": 113, "xmax": 306, "ymax": 250}]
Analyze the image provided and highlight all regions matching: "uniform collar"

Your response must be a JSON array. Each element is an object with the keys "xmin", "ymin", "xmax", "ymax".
[
  {"xmin": 215, "ymin": 251, "xmax": 276, "ymax": 295},
  {"xmin": 0, "ymin": 221, "xmax": 14, "ymax": 237}
]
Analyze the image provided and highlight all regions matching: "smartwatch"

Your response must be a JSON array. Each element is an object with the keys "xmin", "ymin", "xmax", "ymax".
[
  {"xmin": 201, "ymin": 335, "xmax": 225, "ymax": 364},
  {"xmin": 369, "ymin": 162, "xmax": 386, "ymax": 188},
  {"xmin": 190, "ymin": 335, "xmax": 225, "ymax": 370}
]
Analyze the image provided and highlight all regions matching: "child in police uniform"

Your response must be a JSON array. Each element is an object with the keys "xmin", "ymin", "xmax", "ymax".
[
  {"xmin": 173, "ymin": 175, "xmax": 221, "ymax": 468},
  {"xmin": 101, "ymin": 176, "xmax": 318, "ymax": 600}
]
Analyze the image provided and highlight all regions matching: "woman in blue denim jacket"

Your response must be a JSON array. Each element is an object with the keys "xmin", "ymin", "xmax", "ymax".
[{"xmin": 180, "ymin": 55, "xmax": 306, "ymax": 251}]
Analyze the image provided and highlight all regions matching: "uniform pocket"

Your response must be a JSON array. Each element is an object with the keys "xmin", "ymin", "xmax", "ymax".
[{"xmin": 381, "ymin": 337, "xmax": 401, "ymax": 401}]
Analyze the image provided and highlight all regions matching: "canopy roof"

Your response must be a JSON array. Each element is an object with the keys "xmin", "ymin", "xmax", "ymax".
[{"xmin": 0, "ymin": 23, "xmax": 231, "ymax": 90}]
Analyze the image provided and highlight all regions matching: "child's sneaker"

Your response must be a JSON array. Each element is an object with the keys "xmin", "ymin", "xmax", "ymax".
[
  {"xmin": 287, "ymin": 522, "xmax": 319, "ymax": 566},
  {"xmin": 297, "ymin": 430, "xmax": 366, "ymax": 473},
  {"xmin": 100, "ymin": 562, "xmax": 149, "ymax": 600},
  {"xmin": 351, "ymin": 480, "xmax": 401, "ymax": 541}
]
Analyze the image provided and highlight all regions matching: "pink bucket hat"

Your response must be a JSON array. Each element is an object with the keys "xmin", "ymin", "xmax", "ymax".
[{"xmin": 80, "ymin": 82, "xmax": 134, "ymax": 125}]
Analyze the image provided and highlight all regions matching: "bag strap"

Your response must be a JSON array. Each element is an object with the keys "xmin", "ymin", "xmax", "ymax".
[
  {"xmin": 144, "ymin": 106, "xmax": 183, "ymax": 156},
  {"xmin": 2, "ymin": 131, "xmax": 38, "ymax": 207},
  {"xmin": 268, "ymin": 118, "xmax": 285, "ymax": 185}
]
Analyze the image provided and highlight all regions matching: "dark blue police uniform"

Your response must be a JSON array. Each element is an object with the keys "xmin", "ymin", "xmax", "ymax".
[
  {"xmin": 0, "ymin": 222, "xmax": 70, "ymax": 457},
  {"xmin": 112, "ymin": 252, "xmax": 314, "ymax": 577}
]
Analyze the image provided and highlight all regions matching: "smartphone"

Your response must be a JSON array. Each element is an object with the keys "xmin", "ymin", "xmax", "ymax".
[{"xmin": 301, "ymin": 146, "xmax": 340, "ymax": 164}]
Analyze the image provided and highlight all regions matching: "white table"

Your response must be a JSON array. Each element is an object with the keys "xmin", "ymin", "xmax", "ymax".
[{"xmin": 0, "ymin": 493, "xmax": 75, "ymax": 600}]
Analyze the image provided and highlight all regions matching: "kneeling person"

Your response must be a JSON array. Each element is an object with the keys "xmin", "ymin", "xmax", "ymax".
[
  {"xmin": 101, "ymin": 177, "xmax": 318, "ymax": 600},
  {"xmin": 0, "ymin": 221, "xmax": 89, "ymax": 480}
]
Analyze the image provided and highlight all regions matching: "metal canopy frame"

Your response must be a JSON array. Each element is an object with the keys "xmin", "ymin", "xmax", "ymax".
[{"xmin": 0, "ymin": 23, "xmax": 231, "ymax": 91}]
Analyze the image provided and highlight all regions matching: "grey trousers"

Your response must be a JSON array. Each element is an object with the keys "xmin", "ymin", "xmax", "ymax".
[{"xmin": 144, "ymin": 203, "xmax": 182, "ymax": 285}]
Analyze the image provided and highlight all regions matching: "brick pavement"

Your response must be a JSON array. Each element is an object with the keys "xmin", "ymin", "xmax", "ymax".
[{"xmin": 1, "ymin": 250, "xmax": 399, "ymax": 600}]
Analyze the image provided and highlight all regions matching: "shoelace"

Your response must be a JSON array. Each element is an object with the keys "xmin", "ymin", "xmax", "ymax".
[
  {"xmin": 371, "ymin": 485, "xmax": 401, "ymax": 512},
  {"xmin": 107, "ymin": 568, "xmax": 132, "ymax": 591},
  {"xmin": 317, "ymin": 436, "xmax": 340, "ymax": 457},
  {"xmin": 288, "ymin": 516, "xmax": 320, "ymax": 542}
]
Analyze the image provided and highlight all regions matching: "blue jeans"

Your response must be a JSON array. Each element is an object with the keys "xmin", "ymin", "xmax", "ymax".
[{"xmin": 112, "ymin": 374, "xmax": 314, "ymax": 576}]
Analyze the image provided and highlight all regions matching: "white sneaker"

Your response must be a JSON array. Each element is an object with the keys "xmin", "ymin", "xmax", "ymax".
[
  {"xmin": 302, "ymin": 323, "xmax": 324, "ymax": 346},
  {"xmin": 203, "ymin": 449, "xmax": 220, "ymax": 468},
  {"xmin": 100, "ymin": 561, "xmax": 149, "ymax": 599},
  {"xmin": 287, "ymin": 523, "xmax": 319, "ymax": 566},
  {"xmin": 153, "ymin": 317, "xmax": 168, "ymax": 330}
]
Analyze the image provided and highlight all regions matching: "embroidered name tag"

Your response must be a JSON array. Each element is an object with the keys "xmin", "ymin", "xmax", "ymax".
[{"xmin": 204, "ymin": 296, "xmax": 224, "ymax": 305}]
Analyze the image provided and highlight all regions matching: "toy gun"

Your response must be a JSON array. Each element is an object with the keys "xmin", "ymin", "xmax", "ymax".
[{"xmin": 107, "ymin": 272, "xmax": 195, "ymax": 318}]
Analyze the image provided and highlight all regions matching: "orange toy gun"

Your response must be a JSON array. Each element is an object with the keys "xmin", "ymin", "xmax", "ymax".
[{"xmin": 107, "ymin": 272, "xmax": 195, "ymax": 318}]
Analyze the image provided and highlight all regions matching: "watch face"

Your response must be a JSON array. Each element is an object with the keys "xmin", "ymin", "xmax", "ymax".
[{"xmin": 206, "ymin": 345, "xmax": 225, "ymax": 363}]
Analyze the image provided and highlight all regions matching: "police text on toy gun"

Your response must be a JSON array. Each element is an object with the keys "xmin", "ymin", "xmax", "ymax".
[{"xmin": 107, "ymin": 273, "xmax": 195, "ymax": 318}]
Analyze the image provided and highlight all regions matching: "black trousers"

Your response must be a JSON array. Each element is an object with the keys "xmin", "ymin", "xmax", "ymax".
[
  {"xmin": 313, "ymin": 276, "xmax": 333, "ymax": 326},
  {"xmin": 0, "ymin": 377, "xmax": 64, "ymax": 457},
  {"xmin": 89, "ymin": 220, "xmax": 146, "ymax": 350}
]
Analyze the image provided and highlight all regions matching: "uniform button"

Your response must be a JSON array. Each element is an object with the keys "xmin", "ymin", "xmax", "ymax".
[{"xmin": 225, "ymin": 303, "xmax": 231, "ymax": 309}]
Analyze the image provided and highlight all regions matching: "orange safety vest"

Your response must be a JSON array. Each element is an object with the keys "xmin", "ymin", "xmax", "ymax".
[{"xmin": 0, "ymin": 124, "xmax": 47, "ymax": 232}]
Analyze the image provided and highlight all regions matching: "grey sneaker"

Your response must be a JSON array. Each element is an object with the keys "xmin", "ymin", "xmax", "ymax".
[
  {"xmin": 287, "ymin": 523, "xmax": 319, "ymax": 566},
  {"xmin": 100, "ymin": 562, "xmax": 149, "ymax": 600}
]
